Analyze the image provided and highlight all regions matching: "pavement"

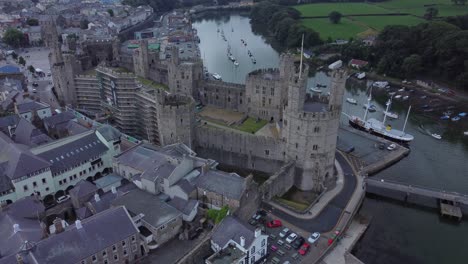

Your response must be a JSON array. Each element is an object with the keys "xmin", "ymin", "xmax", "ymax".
[{"xmin": 262, "ymin": 152, "xmax": 357, "ymax": 233}]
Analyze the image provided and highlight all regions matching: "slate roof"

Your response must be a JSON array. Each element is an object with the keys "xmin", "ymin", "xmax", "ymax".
[
  {"xmin": 5, "ymin": 196, "xmax": 45, "ymax": 219},
  {"xmin": 30, "ymin": 206, "xmax": 138, "ymax": 264},
  {"xmin": 35, "ymin": 133, "xmax": 108, "ymax": 174},
  {"xmin": 0, "ymin": 65, "xmax": 20, "ymax": 74},
  {"xmin": 16, "ymin": 100, "xmax": 49, "ymax": 114},
  {"xmin": 0, "ymin": 164, "xmax": 14, "ymax": 193},
  {"xmin": 96, "ymin": 124, "xmax": 121, "ymax": 142},
  {"xmin": 69, "ymin": 180, "xmax": 97, "ymax": 199},
  {"xmin": 4, "ymin": 144, "xmax": 50, "ymax": 180},
  {"xmin": 66, "ymin": 121, "xmax": 89, "ymax": 135},
  {"xmin": 13, "ymin": 118, "xmax": 52, "ymax": 147},
  {"xmin": 195, "ymin": 170, "xmax": 245, "ymax": 200},
  {"xmin": 176, "ymin": 178, "xmax": 195, "ymax": 194},
  {"xmin": 112, "ymin": 189, "xmax": 181, "ymax": 228},
  {"xmin": 115, "ymin": 144, "xmax": 169, "ymax": 173},
  {"xmin": 94, "ymin": 174, "xmax": 122, "ymax": 189},
  {"xmin": 211, "ymin": 216, "xmax": 255, "ymax": 249},
  {"xmin": 43, "ymin": 111, "xmax": 76, "ymax": 129},
  {"xmin": 167, "ymin": 196, "xmax": 198, "ymax": 216},
  {"xmin": 0, "ymin": 115, "xmax": 20, "ymax": 135}
]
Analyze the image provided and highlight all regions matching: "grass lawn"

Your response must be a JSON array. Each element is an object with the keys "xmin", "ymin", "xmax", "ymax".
[
  {"xmin": 295, "ymin": 3, "xmax": 391, "ymax": 17},
  {"xmin": 274, "ymin": 197, "xmax": 309, "ymax": 211},
  {"xmin": 302, "ymin": 18, "xmax": 367, "ymax": 40},
  {"xmin": 137, "ymin": 77, "xmax": 168, "ymax": 90},
  {"xmin": 351, "ymin": 15, "xmax": 426, "ymax": 31},
  {"xmin": 232, "ymin": 117, "xmax": 268, "ymax": 133},
  {"xmin": 374, "ymin": 0, "xmax": 468, "ymax": 17}
]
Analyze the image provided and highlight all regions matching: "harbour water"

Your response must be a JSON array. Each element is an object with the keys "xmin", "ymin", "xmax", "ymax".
[{"xmin": 193, "ymin": 13, "xmax": 468, "ymax": 264}]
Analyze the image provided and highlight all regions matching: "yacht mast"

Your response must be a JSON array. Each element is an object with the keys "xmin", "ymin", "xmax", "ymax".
[
  {"xmin": 299, "ymin": 34, "xmax": 304, "ymax": 79},
  {"xmin": 402, "ymin": 105, "xmax": 412, "ymax": 134}
]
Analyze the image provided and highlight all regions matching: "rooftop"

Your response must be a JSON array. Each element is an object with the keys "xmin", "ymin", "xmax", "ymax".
[
  {"xmin": 195, "ymin": 170, "xmax": 245, "ymax": 200},
  {"xmin": 211, "ymin": 216, "xmax": 255, "ymax": 249},
  {"xmin": 16, "ymin": 100, "xmax": 49, "ymax": 114},
  {"xmin": 207, "ymin": 244, "xmax": 246, "ymax": 264}
]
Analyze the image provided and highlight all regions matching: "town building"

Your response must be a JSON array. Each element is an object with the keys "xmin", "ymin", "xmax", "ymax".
[
  {"xmin": 207, "ymin": 216, "xmax": 268, "ymax": 264},
  {"xmin": 15, "ymin": 99, "xmax": 52, "ymax": 122}
]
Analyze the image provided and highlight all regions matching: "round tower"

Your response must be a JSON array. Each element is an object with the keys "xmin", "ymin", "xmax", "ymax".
[{"xmin": 156, "ymin": 91, "xmax": 195, "ymax": 148}]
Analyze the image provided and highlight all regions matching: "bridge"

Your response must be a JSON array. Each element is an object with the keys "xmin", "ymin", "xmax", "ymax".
[{"xmin": 365, "ymin": 178, "xmax": 468, "ymax": 206}]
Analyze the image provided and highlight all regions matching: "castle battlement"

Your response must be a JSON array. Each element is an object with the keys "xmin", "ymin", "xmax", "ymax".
[{"xmin": 96, "ymin": 66, "xmax": 136, "ymax": 78}]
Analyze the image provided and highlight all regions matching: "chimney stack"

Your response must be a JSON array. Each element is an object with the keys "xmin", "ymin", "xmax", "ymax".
[
  {"xmin": 240, "ymin": 236, "xmax": 245, "ymax": 248},
  {"xmin": 254, "ymin": 228, "xmax": 261, "ymax": 238},
  {"xmin": 94, "ymin": 193, "xmax": 100, "ymax": 202},
  {"xmin": 111, "ymin": 186, "xmax": 117, "ymax": 194},
  {"xmin": 53, "ymin": 218, "xmax": 64, "ymax": 234},
  {"xmin": 13, "ymin": 224, "xmax": 20, "ymax": 234},
  {"xmin": 75, "ymin": 220, "xmax": 83, "ymax": 230}
]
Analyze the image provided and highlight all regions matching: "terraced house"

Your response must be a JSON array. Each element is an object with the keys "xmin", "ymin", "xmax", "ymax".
[{"xmin": 0, "ymin": 125, "xmax": 121, "ymax": 204}]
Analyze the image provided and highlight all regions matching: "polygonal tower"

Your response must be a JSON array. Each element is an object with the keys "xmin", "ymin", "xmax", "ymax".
[
  {"xmin": 281, "ymin": 56, "xmax": 346, "ymax": 192},
  {"xmin": 155, "ymin": 91, "xmax": 195, "ymax": 149}
]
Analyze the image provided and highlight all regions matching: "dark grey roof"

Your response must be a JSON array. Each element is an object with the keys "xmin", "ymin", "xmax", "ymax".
[
  {"xmin": 0, "ymin": 208, "xmax": 43, "ymax": 258},
  {"xmin": 36, "ymin": 133, "xmax": 108, "ymax": 174},
  {"xmin": 0, "ymin": 115, "xmax": 19, "ymax": 134},
  {"xmin": 14, "ymin": 118, "xmax": 52, "ymax": 147},
  {"xmin": 112, "ymin": 189, "xmax": 181, "ymax": 228},
  {"xmin": 4, "ymin": 144, "xmax": 50, "ymax": 180},
  {"xmin": 167, "ymin": 197, "xmax": 198, "ymax": 216},
  {"xmin": 94, "ymin": 174, "xmax": 122, "ymax": 189},
  {"xmin": 75, "ymin": 206, "xmax": 93, "ymax": 220},
  {"xmin": 69, "ymin": 180, "xmax": 97, "ymax": 199},
  {"xmin": 211, "ymin": 216, "xmax": 255, "ymax": 249},
  {"xmin": 0, "ymin": 164, "xmax": 13, "ymax": 193},
  {"xmin": 43, "ymin": 111, "xmax": 76, "ymax": 129},
  {"xmin": 30, "ymin": 206, "xmax": 138, "ymax": 264},
  {"xmin": 115, "ymin": 144, "xmax": 169, "ymax": 173},
  {"xmin": 176, "ymin": 179, "xmax": 195, "ymax": 194},
  {"xmin": 4, "ymin": 196, "xmax": 45, "ymax": 219},
  {"xmin": 195, "ymin": 170, "xmax": 245, "ymax": 200},
  {"xmin": 16, "ymin": 100, "xmax": 49, "ymax": 113},
  {"xmin": 96, "ymin": 124, "xmax": 121, "ymax": 142},
  {"xmin": 66, "ymin": 121, "xmax": 89, "ymax": 135}
]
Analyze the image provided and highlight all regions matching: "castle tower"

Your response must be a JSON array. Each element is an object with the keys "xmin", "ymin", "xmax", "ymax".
[
  {"xmin": 281, "ymin": 56, "xmax": 346, "ymax": 192},
  {"xmin": 156, "ymin": 91, "xmax": 195, "ymax": 148},
  {"xmin": 166, "ymin": 46, "xmax": 202, "ymax": 98},
  {"xmin": 112, "ymin": 37, "xmax": 120, "ymax": 64},
  {"xmin": 133, "ymin": 39, "xmax": 149, "ymax": 78}
]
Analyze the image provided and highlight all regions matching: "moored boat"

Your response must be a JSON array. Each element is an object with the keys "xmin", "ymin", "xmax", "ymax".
[
  {"xmin": 346, "ymin": 98, "xmax": 357, "ymax": 104},
  {"xmin": 363, "ymin": 103, "xmax": 377, "ymax": 112},
  {"xmin": 431, "ymin": 133, "xmax": 442, "ymax": 140},
  {"xmin": 464, "ymin": 131, "xmax": 468, "ymax": 136},
  {"xmin": 451, "ymin": 116, "xmax": 461, "ymax": 122},
  {"xmin": 233, "ymin": 61, "xmax": 239, "ymax": 66},
  {"xmin": 383, "ymin": 111, "xmax": 398, "ymax": 119},
  {"xmin": 212, "ymin": 73, "xmax": 222, "ymax": 80}
]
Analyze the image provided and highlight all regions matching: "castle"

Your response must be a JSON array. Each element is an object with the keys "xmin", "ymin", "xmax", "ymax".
[{"xmin": 44, "ymin": 17, "xmax": 346, "ymax": 193}]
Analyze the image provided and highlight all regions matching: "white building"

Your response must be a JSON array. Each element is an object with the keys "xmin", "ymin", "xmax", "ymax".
[
  {"xmin": 207, "ymin": 216, "xmax": 268, "ymax": 264},
  {"xmin": 0, "ymin": 125, "xmax": 121, "ymax": 204}
]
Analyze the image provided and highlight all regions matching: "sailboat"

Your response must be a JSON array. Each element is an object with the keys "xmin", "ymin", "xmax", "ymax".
[
  {"xmin": 348, "ymin": 93, "xmax": 414, "ymax": 143},
  {"xmin": 382, "ymin": 97, "xmax": 398, "ymax": 119}
]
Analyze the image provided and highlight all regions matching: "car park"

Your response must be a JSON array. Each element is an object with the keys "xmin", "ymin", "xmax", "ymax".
[
  {"xmin": 308, "ymin": 232, "xmax": 320, "ymax": 244},
  {"xmin": 279, "ymin": 228, "xmax": 289, "ymax": 238},
  {"xmin": 266, "ymin": 219, "xmax": 282, "ymax": 228},
  {"xmin": 286, "ymin": 233, "xmax": 297, "ymax": 243},
  {"xmin": 32, "ymin": 82, "xmax": 38, "ymax": 87},
  {"xmin": 298, "ymin": 243, "xmax": 310, "ymax": 255},
  {"xmin": 277, "ymin": 239, "xmax": 284, "ymax": 246},
  {"xmin": 292, "ymin": 236, "xmax": 304, "ymax": 249},
  {"xmin": 271, "ymin": 245, "xmax": 278, "ymax": 252}
]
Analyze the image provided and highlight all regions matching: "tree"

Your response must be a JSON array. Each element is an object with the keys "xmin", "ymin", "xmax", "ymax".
[
  {"xmin": 329, "ymin": 11, "xmax": 342, "ymax": 24},
  {"xmin": 451, "ymin": 0, "xmax": 467, "ymax": 5},
  {"xmin": 80, "ymin": 19, "xmax": 89, "ymax": 30},
  {"xmin": 402, "ymin": 54, "xmax": 423, "ymax": 77},
  {"xmin": 28, "ymin": 65, "xmax": 35, "ymax": 73},
  {"xmin": 3, "ymin": 28, "xmax": 25, "ymax": 48},
  {"xmin": 424, "ymin": 7, "xmax": 439, "ymax": 20},
  {"xmin": 18, "ymin": 56, "xmax": 26, "ymax": 66},
  {"xmin": 26, "ymin": 18, "xmax": 39, "ymax": 26},
  {"xmin": 11, "ymin": 52, "xmax": 18, "ymax": 60},
  {"xmin": 107, "ymin": 9, "xmax": 114, "ymax": 17}
]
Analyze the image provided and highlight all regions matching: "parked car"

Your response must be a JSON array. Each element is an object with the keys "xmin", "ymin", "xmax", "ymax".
[
  {"xmin": 32, "ymin": 82, "xmax": 39, "ymax": 87},
  {"xmin": 292, "ymin": 236, "xmax": 304, "ymax": 249},
  {"xmin": 387, "ymin": 143, "xmax": 397, "ymax": 151},
  {"xmin": 286, "ymin": 233, "xmax": 297, "ymax": 243},
  {"xmin": 298, "ymin": 243, "xmax": 310, "ymax": 255},
  {"xmin": 266, "ymin": 219, "xmax": 282, "ymax": 228},
  {"xmin": 308, "ymin": 232, "xmax": 321, "ymax": 244},
  {"xmin": 270, "ymin": 245, "xmax": 278, "ymax": 252},
  {"xmin": 279, "ymin": 228, "xmax": 290, "ymax": 238},
  {"xmin": 32, "ymin": 88, "xmax": 37, "ymax": 93},
  {"xmin": 56, "ymin": 195, "xmax": 70, "ymax": 204}
]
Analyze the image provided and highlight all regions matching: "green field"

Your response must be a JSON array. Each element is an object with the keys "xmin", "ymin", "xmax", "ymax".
[
  {"xmin": 302, "ymin": 18, "xmax": 367, "ymax": 40},
  {"xmin": 295, "ymin": 3, "xmax": 391, "ymax": 17},
  {"xmin": 233, "ymin": 117, "xmax": 268, "ymax": 133},
  {"xmin": 352, "ymin": 15, "xmax": 426, "ymax": 31}
]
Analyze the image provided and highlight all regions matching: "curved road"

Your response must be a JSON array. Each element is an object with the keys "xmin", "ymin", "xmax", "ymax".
[{"xmin": 262, "ymin": 152, "xmax": 357, "ymax": 233}]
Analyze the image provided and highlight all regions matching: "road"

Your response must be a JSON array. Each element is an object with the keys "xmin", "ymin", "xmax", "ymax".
[{"xmin": 262, "ymin": 152, "xmax": 357, "ymax": 233}]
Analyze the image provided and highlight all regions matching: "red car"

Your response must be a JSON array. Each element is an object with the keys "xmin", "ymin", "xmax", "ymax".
[
  {"xmin": 266, "ymin": 220, "xmax": 282, "ymax": 228},
  {"xmin": 298, "ymin": 243, "xmax": 310, "ymax": 255}
]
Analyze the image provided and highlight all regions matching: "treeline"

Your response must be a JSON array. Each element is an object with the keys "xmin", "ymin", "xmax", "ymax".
[
  {"xmin": 340, "ymin": 19, "xmax": 468, "ymax": 90},
  {"xmin": 121, "ymin": 0, "xmax": 177, "ymax": 12},
  {"xmin": 253, "ymin": 0, "xmax": 386, "ymax": 5},
  {"xmin": 250, "ymin": 1, "xmax": 322, "ymax": 48}
]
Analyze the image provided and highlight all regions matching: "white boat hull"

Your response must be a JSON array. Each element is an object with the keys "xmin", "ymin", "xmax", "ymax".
[{"xmin": 349, "ymin": 116, "xmax": 414, "ymax": 143}]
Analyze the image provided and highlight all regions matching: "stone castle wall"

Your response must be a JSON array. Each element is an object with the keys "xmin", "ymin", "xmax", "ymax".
[{"xmin": 198, "ymin": 80, "xmax": 245, "ymax": 111}]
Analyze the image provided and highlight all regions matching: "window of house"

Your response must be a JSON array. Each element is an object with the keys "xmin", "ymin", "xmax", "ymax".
[
  {"xmin": 132, "ymin": 236, "xmax": 136, "ymax": 242},
  {"xmin": 112, "ymin": 245, "xmax": 117, "ymax": 252},
  {"xmin": 123, "ymin": 250, "xmax": 127, "ymax": 256},
  {"xmin": 114, "ymin": 255, "xmax": 118, "ymax": 261},
  {"xmin": 23, "ymin": 185, "xmax": 28, "ymax": 191},
  {"xmin": 265, "ymin": 150, "xmax": 269, "ymax": 156},
  {"xmin": 261, "ymin": 239, "xmax": 266, "ymax": 246},
  {"xmin": 102, "ymin": 250, "xmax": 107, "ymax": 256},
  {"xmin": 295, "ymin": 143, "xmax": 298, "ymax": 149},
  {"xmin": 314, "ymin": 126, "xmax": 320, "ymax": 133},
  {"xmin": 122, "ymin": 241, "xmax": 126, "ymax": 246},
  {"xmin": 251, "ymin": 246, "xmax": 255, "ymax": 254},
  {"xmin": 104, "ymin": 260, "xmax": 108, "ymax": 264},
  {"xmin": 313, "ymin": 145, "xmax": 318, "ymax": 150},
  {"xmin": 42, "ymin": 178, "xmax": 46, "ymax": 184},
  {"xmin": 92, "ymin": 255, "xmax": 97, "ymax": 262},
  {"xmin": 33, "ymin": 182, "xmax": 37, "ymax": 188},
  {"xmin": 46, "ymin": 187, "xmax": 49, "ymax": 191}
]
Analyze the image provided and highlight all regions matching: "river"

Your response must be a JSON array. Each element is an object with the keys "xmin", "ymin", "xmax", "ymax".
[{"xmin": 192, "ymin": 13, "xmax": 468, "ymax": 264}]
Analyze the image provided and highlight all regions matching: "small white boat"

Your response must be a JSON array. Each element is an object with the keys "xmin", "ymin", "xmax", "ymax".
[
  {"xmin": 212, "ymin": 73, "xmax": 222, "ymax": 80},
  {"xmin": 402, "ymin": 95, "xmax": 409, "ymax": 100},
  {"xmin": 233, "ymin": 61, "xmax": 239, "ymax": 66},
  {"xmin": 394, "ymin": 95, "xmax": 402, "ymax": 99},
  {"xmin": 310, "ymin": 87, "xmax": 323, "ymax": 93},
  {"xmin": 357, "ymin": 72, "xmax": 366, "ymax": 80},
  {"xmin": 383, "ymin": 111, "xmax": 398, "ymax": 119},
  {"xmin": 346, "ymin": 98, "xmax": 357, "ymax": 104},
  {"xmin": 398, "ymin": 88, "xmax": 405, "ymax": 92},
  {"xmin": 388, "ymin": 92, "xmax": 396, "ymax": 96},
  {"xmin": 464, "ymin": 131, "xmax": 468, "ymax": 136},
  {"xmin": 228, "ymin": 55, "xmax": 235, "ymax": 61},
  {"xmin": 431, "ymin": 133, "xmax": 442, "ymax": 140}
]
